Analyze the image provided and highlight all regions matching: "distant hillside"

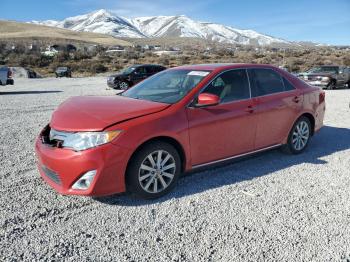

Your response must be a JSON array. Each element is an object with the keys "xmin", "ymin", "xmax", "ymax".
[
  {"xmin": 0, "ymin": 20, "xmax": 132, "ymax": 46},
  {"xmin": 32, "ymin": 9, "xmax": 293, "ymax": 47}
]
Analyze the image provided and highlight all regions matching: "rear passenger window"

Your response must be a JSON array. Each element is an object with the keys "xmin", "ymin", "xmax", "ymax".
[
  {"xmin": 249, "ymin": 69, "xmax": 284, "ymax": 97},
  {"xmin": 156, "ymin": 66, "xmax": 164, "ymax": 72},
  {"xmin": 144, "ymin": 66, "xmax": 154, "ymax": 74},
  {"xmin": 203, "ymin": 69, "xmax": 250, "ymax": 103},
  {"xmin": 283, "ymin": 78, "xmax": 295, "ymax": 91}
]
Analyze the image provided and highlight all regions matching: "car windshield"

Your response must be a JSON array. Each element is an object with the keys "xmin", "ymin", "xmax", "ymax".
[
  {"xmin": 120, "ymin": 67, "xmax": 136, "ymax": 74},
  {"xmin": 308, "ymin": 66, "xmax": 338, "ymax": 74},
  {"xmin": 121, "ymin": 69, "xmax": 211, "ymax": 104},
  {"xmin": 57, "ymin": 67, "xmax": 67, "ymax": 70}
]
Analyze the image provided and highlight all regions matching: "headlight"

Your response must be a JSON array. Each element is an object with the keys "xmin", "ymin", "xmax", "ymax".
[
  {"xmin": 50, "ymin": 129, "xmax": 122, "ymax": 151},
  {"xmin": 321, "ymin": 77, "xmax": 330, "ymax": 82}
]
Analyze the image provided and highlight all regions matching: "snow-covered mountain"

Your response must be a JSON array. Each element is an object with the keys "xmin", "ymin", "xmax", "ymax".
[
  {"xmin": 32, "ymin": 9, "xmax": 290, "ymax": 46},
  {"xmin": 32, "ymin": 10, "xmax": 145, "ymax": 38}
]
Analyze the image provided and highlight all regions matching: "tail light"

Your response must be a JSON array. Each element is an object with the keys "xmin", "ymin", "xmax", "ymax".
[
  {"xmin": 319, "ymin": 91, "xmax": 325, "ymax": 104},
  {"xmin": 7, "ymin": 69, "xmax": 12, "ymax": 78}
]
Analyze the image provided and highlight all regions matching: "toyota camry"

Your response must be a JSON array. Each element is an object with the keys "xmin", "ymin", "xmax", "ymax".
[{"xmin": 35, "ymin": 64, "xmax": 325, "ymax": 199}]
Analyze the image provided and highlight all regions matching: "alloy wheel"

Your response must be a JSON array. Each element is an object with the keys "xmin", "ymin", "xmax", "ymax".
[
  {"xmin": 119, "ymin": 82, "xmax": 129, "ymax": 90},
  {"xmin": 292, "ymin": 120, "xmax": 310, "ymax": 151},
  {"xmin": 138, "ymin": 150, "xmax": 176, "ymax": 194}
]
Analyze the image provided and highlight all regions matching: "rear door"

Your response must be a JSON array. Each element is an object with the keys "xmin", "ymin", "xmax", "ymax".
[
  {"xmin": 248, "ymin": 68, "xmax": 302, "ymax": 149},
  {"xmin": 145, "ymin": 66, "xmax": 155, "ymax": 77},
  {"xmin": 187, "ymin": 69, "xmax": 258, "ymax": 166}
]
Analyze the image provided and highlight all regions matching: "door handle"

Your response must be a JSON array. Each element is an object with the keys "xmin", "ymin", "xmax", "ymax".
[
  {"xmin": 292, "ymin": 96, "xmax": 301, "ymax": 103},
  {"xmin": 245, "ymin": 105, "xmax": 255, "ymax": 113}
]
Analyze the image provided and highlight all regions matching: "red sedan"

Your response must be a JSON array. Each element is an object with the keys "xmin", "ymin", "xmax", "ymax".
[{"xmin": 35, "ymin": 64, "xmax": 325, "ymax": 199}]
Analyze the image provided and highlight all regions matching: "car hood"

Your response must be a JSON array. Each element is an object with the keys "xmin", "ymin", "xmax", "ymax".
[
  {"xmin": 50, "ymin": 95, "xmax": 170, "ymax": 132},
  {"xmin": 109, "ymin": 73, "xmax": 126, "ymax": 78},
  {"xmin": 307, "ymin": 73, "xmax": 334, "ymax": 77}
]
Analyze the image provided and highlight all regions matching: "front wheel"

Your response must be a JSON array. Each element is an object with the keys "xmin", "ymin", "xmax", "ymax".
[
  {"xmin": 126, "ymin": 142, "xmax": 181, "ymax": 199},
  {"xmin": 119, "ymin": 81, "xmax": 129, "ymax": 90},
  {"xmin": 283, "ymin": 116, "xmax": 311, "ymax": 154},
  {"xmin": 327, "ymin": 81, "xmax": 336, "ymax": 90}
]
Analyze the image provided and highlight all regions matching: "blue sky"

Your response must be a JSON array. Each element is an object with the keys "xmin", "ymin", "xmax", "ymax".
[{"xmin": 1, "ymin": 0, "xmax": 349, "ymax": 45}]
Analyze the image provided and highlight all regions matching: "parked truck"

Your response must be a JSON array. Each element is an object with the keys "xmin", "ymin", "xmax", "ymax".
[
  {"xmin": 0, "ymin": 66, "xmax": 14, "ymax": 86},
  {"xmin": 300, "ymin": 65, "xmax": 350, "ymax": 90}
]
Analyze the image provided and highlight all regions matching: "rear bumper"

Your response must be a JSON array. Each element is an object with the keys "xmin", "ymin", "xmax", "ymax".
[{"xmin": 35, "ymin": 137, "xmax": 132, "ymax": 196}]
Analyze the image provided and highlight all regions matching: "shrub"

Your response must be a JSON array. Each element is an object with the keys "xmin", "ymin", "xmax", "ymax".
[{"xmin": 90, "ymin": 63, "xmax": 108, "ymax": 73}]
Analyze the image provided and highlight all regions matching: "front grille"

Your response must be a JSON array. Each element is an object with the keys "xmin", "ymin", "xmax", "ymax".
[
  {"xmin": 308, "ymin": 76, "xmax": 321, "ymax": 81},
  {"xmin": 42, "ymin": 166, "xmax": 62, "ymax": 185}
]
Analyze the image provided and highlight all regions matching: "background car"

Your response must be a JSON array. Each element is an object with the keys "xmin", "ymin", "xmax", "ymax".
[
  {"xmin": 55, "ymin": 67, "xmax": 72, "ymax": 78},
  {"xmin": 0, "ymin": 66, "xmax": 14, "ymax": 86},
  {"xmin": 299, "ymin": 65, "xmax": 350, "ymax": 89},
  {"xmin": 36, "ymin": 64, "xmax": 325, "ymax": 199},
  {"xmin": 107, "ymin": 64, "xmax": 166, "ymax": 90}
]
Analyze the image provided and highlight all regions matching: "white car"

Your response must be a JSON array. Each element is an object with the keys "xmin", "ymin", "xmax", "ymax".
[{"xmin": 0, "ymin": 66, "xmax": 14, "ymax": 86}]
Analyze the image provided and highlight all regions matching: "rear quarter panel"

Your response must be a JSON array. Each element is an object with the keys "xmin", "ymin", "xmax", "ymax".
[
  {"xmin": 301, "ymin": 86, "xmax": 325, "ymax": 132},
  {"xmin": 278, "ymin": 69, "xmax": 325, "ymax": 140}
]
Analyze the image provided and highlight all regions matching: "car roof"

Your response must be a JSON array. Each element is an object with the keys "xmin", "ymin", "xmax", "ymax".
[
  {"xmin": 171, "ymin": 63, "xmax": 279, "ymax": 71},
  {"xmin": 132, "ymin": 64, "xmax": 164, "ymax": 68}
]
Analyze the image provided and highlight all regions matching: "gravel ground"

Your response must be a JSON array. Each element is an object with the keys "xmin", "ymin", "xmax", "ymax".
[{"xmin": 1, "ymin": 77, "xmax": 350, "ymax": 261}]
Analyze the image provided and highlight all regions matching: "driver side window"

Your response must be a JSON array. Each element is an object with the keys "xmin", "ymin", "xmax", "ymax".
[
  {"xmin": 136, "ymin": 67, "xmax": 146, "ymax": 74},
  {"xmin": 202, "ymin": 69, "xmax": 251, "ymax": 103}
]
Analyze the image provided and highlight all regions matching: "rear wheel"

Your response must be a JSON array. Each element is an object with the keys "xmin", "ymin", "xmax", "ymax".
[
  {"xmin": 283, "ymin": 116, "xmax": 311, "ymax": 154},
  {"xmin": 126, "ymin": 142, "xmax": 181, "ymax": 199}
]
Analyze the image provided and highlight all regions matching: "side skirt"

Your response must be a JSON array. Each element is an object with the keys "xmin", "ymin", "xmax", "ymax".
[{"xmin": 191, "ymin": 144, "xmax": 282, "ymax": 169}]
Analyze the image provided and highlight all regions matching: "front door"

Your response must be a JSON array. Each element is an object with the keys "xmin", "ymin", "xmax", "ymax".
[
  {"xmin": 133, "ymin": 66, "xmax": 147, "ymax": 84},
  {"xmin": 187, "ymin": 69, "xmax": 257, "ymax": 166}
]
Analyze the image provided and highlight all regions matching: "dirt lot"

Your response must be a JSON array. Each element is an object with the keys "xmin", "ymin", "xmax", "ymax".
[{"xmin": 1, "ymin": 77, "xmax": 350, "ymax": 261}]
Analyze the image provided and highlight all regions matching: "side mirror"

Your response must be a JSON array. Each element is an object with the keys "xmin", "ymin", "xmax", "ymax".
[{"xmin": 195, "ymin": 93, "xmax": 220, "ymax": 108}]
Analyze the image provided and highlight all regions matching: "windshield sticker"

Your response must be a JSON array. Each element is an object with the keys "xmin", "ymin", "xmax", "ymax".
[{"xmin": 187, "ymin": 71, "xmax": 210, "ymax": 77}]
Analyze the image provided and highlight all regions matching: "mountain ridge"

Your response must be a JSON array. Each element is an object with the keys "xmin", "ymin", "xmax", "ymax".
[{"xmin": 32, "ymin": 9, "xmax": 293, "ymax": 46}]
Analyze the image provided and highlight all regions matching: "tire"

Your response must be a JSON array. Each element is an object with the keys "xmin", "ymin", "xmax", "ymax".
[
  {"xmin": 119, "ymin": 81, "xmax": 129, "ymax": 90},
  {"xmin": 126, "ymin": 141, "xmax": 181, "ymax": 199},
  {"xmin": 282, "ymin": 116, "xmax": 311, "ymax": 154},
  {"xmin": 327, "ymin": 81, "xmax": 336, "ymax": 90}
]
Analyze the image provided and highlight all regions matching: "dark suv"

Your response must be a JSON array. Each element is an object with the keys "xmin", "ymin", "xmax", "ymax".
[
  {"xmin": 55, "ymin": 67, "xmax": 72, "ymax": 78},
  {"xmin": 300, "ymin": 65, "xmax": 350, "ymax": 90},
  {"xmin": 107, "ymin": 64, "xmax": 166, "ymax": 90}
]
